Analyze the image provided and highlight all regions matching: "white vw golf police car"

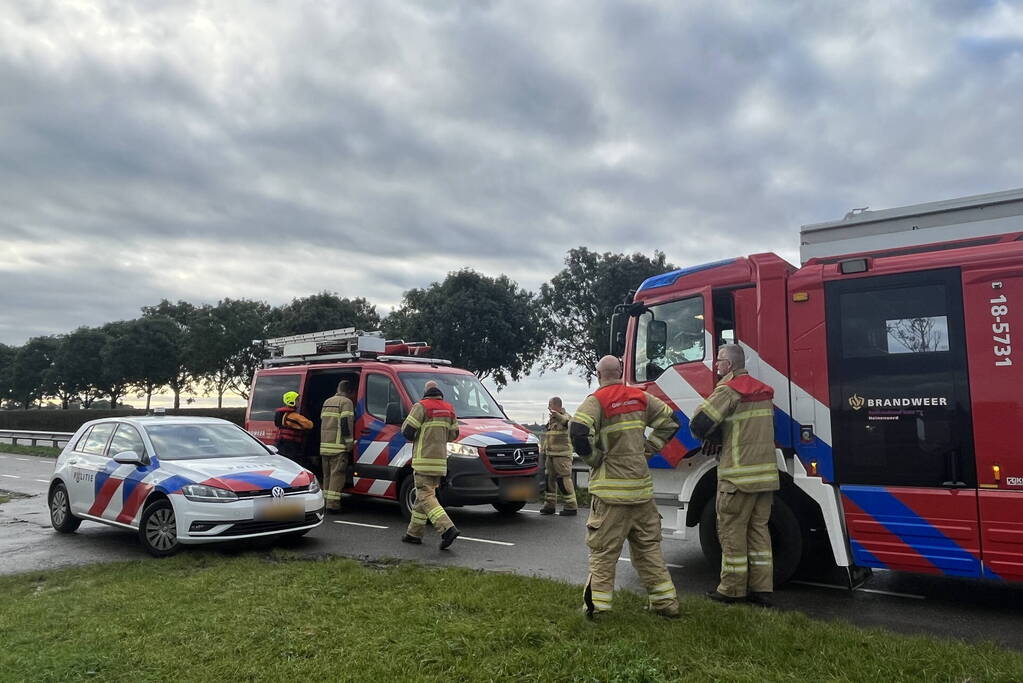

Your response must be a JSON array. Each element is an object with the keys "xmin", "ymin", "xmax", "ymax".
[{"xmin": 48, "ymin": 415, "xmax": 324, "ymax": 556}]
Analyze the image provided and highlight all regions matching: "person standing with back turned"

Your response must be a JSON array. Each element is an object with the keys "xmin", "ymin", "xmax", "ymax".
[
  {"xmin": 570, "ymin": 355, "xmax": 681, "ymax": 619},
  {"xmin": 690, "ymin": 343, "xmax": 779, "ymax": 608},
  {"xmin": 319, "ymin": 380, "xmax": 355, "ymax": 513},
  {"xmin": 400, "ymin": 380, "xmax": 461, "ymax": 549}
]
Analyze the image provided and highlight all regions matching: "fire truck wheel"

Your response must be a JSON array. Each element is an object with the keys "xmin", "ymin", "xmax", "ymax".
[
  {"xmin": 398, "ymin": 475, "xmax": 415, "ymax": 521},
  {"xmin": 698, "ymin": 494, "xmax": 803, "ymax": 586},
  {"xmin": 492, "ymin": 501, "xmax": 526, "ymax": 515}
]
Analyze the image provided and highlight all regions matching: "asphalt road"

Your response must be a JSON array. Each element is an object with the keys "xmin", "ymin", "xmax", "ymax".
[{"xmin": 4, "ymin": 451, "xmax": 1023, "ymax": 650}]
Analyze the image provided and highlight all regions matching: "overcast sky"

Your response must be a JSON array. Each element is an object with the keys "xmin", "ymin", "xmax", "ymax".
[{"xmin": 3, "ymin": 0, "xmax": 1023, "ymax": 421}]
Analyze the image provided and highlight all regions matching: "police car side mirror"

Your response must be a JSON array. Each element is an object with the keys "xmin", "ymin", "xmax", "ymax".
[
  {"xmin": 265, "ymin": 444, "xmax": 280, "ymax": 455},
  {"xmin": 385, "ymin": 402, "xmax": 406, "ymax": 425},
  {"xmin": 113, "ymin": 451, "xmax": 147, "ymax": 466}
]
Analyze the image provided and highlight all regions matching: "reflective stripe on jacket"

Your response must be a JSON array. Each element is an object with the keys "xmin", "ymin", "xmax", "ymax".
[
  {"xmin": 403, "ymin": 397, "xmax": 459, "ymax": 476},
  {"xmin": 570, "ymin": 382, "xmax": 679, "ymax": 505},
  {"xmin": 542, "ymin": 411, "xmax": 572, "ymax": 457},
  {"xmin": 691, "ymin": 370, "xmax": 779, "ymax": 493},
  {"xmin": 320, "ymin": 394, "xmax": 354, "ymax": 455}
]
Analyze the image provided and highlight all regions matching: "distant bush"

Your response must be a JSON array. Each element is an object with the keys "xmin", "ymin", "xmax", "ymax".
[{"xmin": 0, "ymin": 408, "xmax": 246, "ymax": 432}]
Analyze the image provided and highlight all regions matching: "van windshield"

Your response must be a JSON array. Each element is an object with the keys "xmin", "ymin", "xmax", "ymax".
[{"xmin": 398, "ymin": 372, "xmax": 505, "ymax": 419}]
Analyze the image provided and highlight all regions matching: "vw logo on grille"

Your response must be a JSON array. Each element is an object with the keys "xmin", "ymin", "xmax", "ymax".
[
  {"xmin": 512, "ymin": 449, "xmax": 526, "ymax": 465},
  {"xmin": 271, "ymin": 486, "xmax": 285, "ymax": 498}
]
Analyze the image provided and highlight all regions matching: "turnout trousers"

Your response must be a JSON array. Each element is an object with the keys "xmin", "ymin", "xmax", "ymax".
[
  {"xmin": 405, "ymin": 473, "xmax": 454, "ymax": 538},
  {"xmin": 716, "ymin": 480, "xmax": 774, "ymax": 598},
  {"xmin": 583, "ymin": 498, "xmax": 679, "ymax": 615},
  {"xmin": 320, "ymin": 452, "xmax": 348, "ymax": 510},
  {"xmin": 541, "ymin": 454, "xmax": 577, "ymax": 511}
]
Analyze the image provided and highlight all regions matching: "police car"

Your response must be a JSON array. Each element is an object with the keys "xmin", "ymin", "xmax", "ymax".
[{"xmin": 48, "ymin": 415, "xmax": 324, "ymax": 556}]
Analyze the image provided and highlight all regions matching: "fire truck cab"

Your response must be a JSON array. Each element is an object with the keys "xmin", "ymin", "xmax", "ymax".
[
  {"xmin": 615, "ymin": 187, "xmax": 1023, "ymax": 585},
  {"xmin": 245, "ymin": 329, "xmax": 540, "ymax": 518}
]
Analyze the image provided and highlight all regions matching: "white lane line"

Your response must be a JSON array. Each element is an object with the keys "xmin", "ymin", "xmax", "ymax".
[
  {"xmin": 2, "ymin": 474, "xmax": 20, "ymax": 479},
  {"xmin": 618, "ymin": 557, "xmax": 685, "ymax": 569},
  {"xmin": 16, "ymin": 458, "xmax": 31, "ymax": 461},
  {"xmin": 333, "ymin": 520, "xmax": 389, "ymax": 529},
  {"xmin": 790, "ymin": 580, "xmax": 924, "ymax": 600},
  {"xmin": 521, "ymin": 509, "xmax": 540, "ymax": 514},
  {"xmin": 34, "ymin": 479, "xmax": 49, "ymax": 483},
  {"xmin": 459, "ymin": 536, "xmax": 515, "ymax": 546}
]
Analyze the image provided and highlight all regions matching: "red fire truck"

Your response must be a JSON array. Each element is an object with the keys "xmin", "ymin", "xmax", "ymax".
[{"xmin": 613, "ymin": 187, "xmax": 1023, "ymax": 585}]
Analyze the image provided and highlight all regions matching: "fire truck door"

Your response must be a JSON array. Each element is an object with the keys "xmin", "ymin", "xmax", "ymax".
[
  {"xmin": 963, "ymin": 265, "xmax": 1023, "ymax": 581},
  {"xmin": 825, "ymin": 268, "xmax": 982, "ymax": 577}
]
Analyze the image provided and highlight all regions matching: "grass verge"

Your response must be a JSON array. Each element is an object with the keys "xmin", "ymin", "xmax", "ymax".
[
  {"xmin": 0, "ymin": 443, "xmax": 61, "ymax": 458},
  {"xmin": 0, "ymin": 490, "xmax": 29, "ymax": 507},
  {"xmin": 1, "ymin": 553, "xmax": 1021, "ymax": 682}
]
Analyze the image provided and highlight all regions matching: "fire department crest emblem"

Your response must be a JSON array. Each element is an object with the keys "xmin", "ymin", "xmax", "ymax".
[{"xmin": 848, "ymin": 394, "xmax": 865, "ymax": 411}]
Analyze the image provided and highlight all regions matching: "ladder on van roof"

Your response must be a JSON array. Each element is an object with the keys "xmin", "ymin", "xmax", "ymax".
[{"xmin": 254, "ymin": 328, "xmax": 452, "ymax": 367}]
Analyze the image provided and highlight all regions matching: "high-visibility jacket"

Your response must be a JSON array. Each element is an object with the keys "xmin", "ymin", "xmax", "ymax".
[
  {"xmin": 274, "ymin": 406, "xmax": 313, "ymax": 443},
  {"xmin": 690, "ymin": 369, "xmax": 779, "ymax": 493},
  {"xmin": 570, "ymin": 381, "xmax": 679, "ymax": 505},
  {"xmin": 541, "ymin": 410, "xmax": 572, "ymax": 457},
  {"xmin": 320, "ymin": 394, "xmax": 354, "ymax": 456},
  {"xmin": 402, "ymin": 393, "xmax": 459, "ymax": 476}
]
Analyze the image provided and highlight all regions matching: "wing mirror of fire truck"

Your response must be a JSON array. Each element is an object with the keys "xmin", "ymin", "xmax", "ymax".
[
  {"xmin": 385, "ymin": 402, "xmax": 407, "ymax": 425},
  {"xmin": 609, "ymin": 313, "xmax": 626, "ymax": 357}
]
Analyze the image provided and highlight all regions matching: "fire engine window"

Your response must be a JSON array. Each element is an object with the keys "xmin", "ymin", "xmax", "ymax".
[
  {"xmin": 634, "ymin": 296, "xmax": 705, "ymax": 382},
  {"xmin": 839, "ymin": 285, "xmax": 950, "ymax": 358},
  {"xmin": 249, "ymin": 374, "xmax": 301, "ymax": 421},
  {"xmin": 366, "ymin": 373, "xmax": 401, "ymax": 420}
]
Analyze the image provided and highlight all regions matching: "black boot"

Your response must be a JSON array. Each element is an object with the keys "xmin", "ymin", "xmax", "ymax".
[
  {"xmin": 747, "ymin": 592, "xmax": 774, "ymax": 608},
  {"xmin": 559, "ymin": 508, "xmax": 578, "ymax": 516},
  {"xmin": 401, "ymin": 534, "xmax": 422, "ymax": 545},
  {"xmin": 440, "ymin": 527, "xmax": 460, "ymax": 549},
  {"xmin": 538, "ymin": 506, "xmax": 556, "ymax": 515}
]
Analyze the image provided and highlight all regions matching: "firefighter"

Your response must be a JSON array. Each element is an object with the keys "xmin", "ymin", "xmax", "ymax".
[
  {"xmin": 319, "ymin": 380, "xmax": 355, "ymax": 513},
  {"xmin": 274, "ymin": 391, "xmax": 313, "ymax": 465},
  {"xmin": 570, "ymin": 355, "xmax": 681, "ymax": 619},
  {"xmin": 400, "ymin": 380, "xmax": 461, "ymax": 549},
  {"xmin": 539, "ymin": 396, "xmax": 577, "ymax": 516},
  {"xmin": 690, "ymin": 343, "xmax": 779, "ymax": 608}
]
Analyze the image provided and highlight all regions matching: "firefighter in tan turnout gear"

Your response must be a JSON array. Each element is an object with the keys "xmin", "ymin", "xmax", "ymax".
[
  {"xmin": 691, "ymin": 343, "xmax": 779, "ymax": 608},
  {"xmin": 319, "ymin": 380, "xmax": 355, "ymax": 513},
  {"xmin": 400, "ymin": 381, "xmax": 461, "ymax": 549},
  {"xmin": 570, "ymin": 355, "xmax": 681, "ymax": 619},
  {"xmin": 539, "ymin": 397, "xmax": 578, "ymax": 516}
]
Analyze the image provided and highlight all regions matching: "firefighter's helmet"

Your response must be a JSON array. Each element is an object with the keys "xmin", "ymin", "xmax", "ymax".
[{"xmin": 283, "ymin": 391, "xmax": 299, "ymax": 407}]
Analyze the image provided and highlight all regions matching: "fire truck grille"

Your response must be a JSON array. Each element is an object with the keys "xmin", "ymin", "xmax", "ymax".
[{"xmin": 484, "ymin": 445, "xmax": 539, "ymax": 470}]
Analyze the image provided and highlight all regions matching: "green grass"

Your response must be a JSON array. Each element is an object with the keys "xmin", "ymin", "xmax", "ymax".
[
  {"xmin": 0, "ymin": 490, "xmax": 28, "ymax": 507},
  {"xmin": 0, "ymin": 443, "xmax": 61, "ymax": 457},
  {"xmin": 573, "ymin": 485, "xmax": 591, "ymax": 507},
  {"xmin": 1, "ymin": 553, "xmax": 1021, "ymax": 682}
]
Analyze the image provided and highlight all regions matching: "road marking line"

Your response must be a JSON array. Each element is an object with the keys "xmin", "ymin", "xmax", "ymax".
[
  {"xmin": 333, "ymin": 520, "xmax": 389, "ymax": 529},
  {"xmin": 16, "ymin": 458, "xmax": 31, "ymax": 461},
  {"xmin": 618, "ymin": 557, "xmax": 684, "ymax": 569},
  {"xmin": 790, "ymin": 580, "xmax": 924, "ymax": 600},
  {"xmin": 1, "ymin": 474, "xmax": 19, "ymax": 479},
  {"xmin": 459, "ymin": 536, "xmax": 514, "ymax": 546},
  {"xmin": 34, "ymin": 479, "xmax": 49, "ymax": 483},
  {"xmin": 521, "ymin": 509, "xmax": 540, "ymax": 514}
]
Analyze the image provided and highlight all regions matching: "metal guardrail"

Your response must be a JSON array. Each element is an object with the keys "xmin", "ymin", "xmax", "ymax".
[{"xmin": 0, "ymin": 429, "xmax": 74, "ymax": 449}]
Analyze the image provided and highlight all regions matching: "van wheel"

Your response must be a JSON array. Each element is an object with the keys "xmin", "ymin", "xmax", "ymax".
[
  {"xmin": 49, "ymin": 482, "xmax": 81, "ymax": 533},
  {"xmin": 698, "ymin": 494, "xmax": 803, "ymax": 586},
  {"xmin": 139, "ymin": 498, "xmax": 182, "ymax": 557},
  {"xmin": 492, "ymin": 502, "xmax": 525, "ymax": 515},
  {"xmin": 399, "ymin": 475, "xmax": 415, "ymax": 521}
]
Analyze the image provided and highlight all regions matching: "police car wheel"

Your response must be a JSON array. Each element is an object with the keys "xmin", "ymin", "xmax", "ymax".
[
  {"xmin": 492, "ymin": 502, "xmax": 525, "ymax": 515},
  {"xmin": 698, "ymin": 495, "xmax": 803, "ymax": 586},
  {"xmin": 139, "ymin": 498, "xmax": 182, "ymax": 557},
  {"xmin": 49, "ymin": 482, "xmax": 81, "ymax": 533},
  {"xmin": 398, "ymin": 475, "xmax": 415, "ymax": 521}
]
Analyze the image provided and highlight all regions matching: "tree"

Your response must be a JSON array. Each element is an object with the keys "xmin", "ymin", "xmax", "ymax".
[
  {"xmin": 0, "ymin": 343, "xmax": 16, "ymax": 406},
  {"xmin": 97, "ymin": 321, "xmax": 133, "ymax": 409},
  {"xmin": 271, "ymin": 292, "xmax": 381, "ymax": 336},
  {"xmin": 142, "ymin": 300, "xmax": 198, "ymax": 409},
  {"xmin": 538, "ymin": 247, "xmax": 675, "ymax": 381},
  {"xmin": 190, "ymin": 299, "xmax": 272, "ymax": 407},
  {"xmin": 383, "ymin": 269, "xmax": 543, "ymax": 387},
  {"xmin": 46, "ymin": 327, "xmax": 110, "ymax": 409},
  {"xmin": 111, "ymin": 317, "xmax": 179, "ymax": 410},
  {"xmin": 10, "ymin": 336, "xmax": 58, "ymax": 409}
]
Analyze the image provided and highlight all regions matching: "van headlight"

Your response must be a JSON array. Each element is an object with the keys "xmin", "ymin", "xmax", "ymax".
[
  {"xmin": 447, "ymin": 443, "xmax": 480, "ymax": 459},
  {"xmin": 181, "ymin": 484, "xmax": 238, "ymax": 503}
]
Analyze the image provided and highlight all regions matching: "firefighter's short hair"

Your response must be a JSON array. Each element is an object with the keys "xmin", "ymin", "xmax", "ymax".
[{"xmin": 717, "ymin": 344, "xmax": 745, "ymax": 370}]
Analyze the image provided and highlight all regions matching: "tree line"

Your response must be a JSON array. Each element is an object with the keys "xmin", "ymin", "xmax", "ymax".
[{"xmin": 0, "ymin": 248, "xmax": 675, "ymax": 410}]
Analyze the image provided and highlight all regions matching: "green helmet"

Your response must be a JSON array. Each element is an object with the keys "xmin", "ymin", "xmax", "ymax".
[{"xmin": 283, "ymin": 391, "xmax": 299, "ymax": 407}]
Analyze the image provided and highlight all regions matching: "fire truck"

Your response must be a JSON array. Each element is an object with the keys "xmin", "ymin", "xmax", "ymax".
[
  {"xmin": 244, "ymin": 329, "xmax": 540, "ymax": 518},
  {"xmin": 612, "ymin": 187, "xmax": 1023, "ymax": 586}
]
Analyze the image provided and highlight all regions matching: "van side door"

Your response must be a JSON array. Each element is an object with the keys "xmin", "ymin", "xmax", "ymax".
[{"xmin": 349, "ymin": 371, "xmax": 407, "ymax": 498}]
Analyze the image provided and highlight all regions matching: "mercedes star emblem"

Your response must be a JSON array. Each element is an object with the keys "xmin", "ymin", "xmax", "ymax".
[{"xmin": 512, "ymin": 449, "xmax": 526, "ymax": 465}]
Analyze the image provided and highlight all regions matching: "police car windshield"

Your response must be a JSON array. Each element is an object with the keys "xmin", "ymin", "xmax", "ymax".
[
  {"xmin": 145, "ymin": 423, "xmax": 270, "ymax": 460},
  {"xmin": 399, "ymin": 372, "xmax": 505, "ymax": 419}
]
